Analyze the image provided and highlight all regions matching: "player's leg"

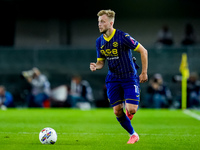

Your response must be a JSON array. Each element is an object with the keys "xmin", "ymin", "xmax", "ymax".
[
  {"xmin": 106, "ymin": 81, "xmax": 135, "ymax": 137},
  {"xmin": 113, "ymin": 103, "xmax": 135, "ymax": 136},
  {"xmin": 125, "ymin": 104, "xmax": 134, "ymax": 120},
  {"xmin": 113, "ymin": 103, "xmax": 139, "ymax": 144},
  {"xmin": 123, "ymin": 78, "xmax": 140, "ymax": 119},
  {"xmin": 122, "ymin": 79, "xmax": 140, "ymax": 144},
  {"xmin": 124, "ymin": 103, "xmax": 140, "ymax": 144},
  {"xmin": 126, "ymin": 103, "xmax": 138, "ymax": 118}
]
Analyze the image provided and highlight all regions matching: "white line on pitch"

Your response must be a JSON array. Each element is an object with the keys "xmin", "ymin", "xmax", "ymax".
[
  {"xmin": 183, "ymin": 109, "xmax": 200, "ymax": 121},
  {"xmin": 0, "ymin": 132, "xmax": 198, "ymax": 136}
]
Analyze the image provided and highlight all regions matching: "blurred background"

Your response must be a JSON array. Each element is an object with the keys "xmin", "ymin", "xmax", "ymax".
[{"xmin": 0, "ymin": 0, "xmax": 200, "ymax": 109}]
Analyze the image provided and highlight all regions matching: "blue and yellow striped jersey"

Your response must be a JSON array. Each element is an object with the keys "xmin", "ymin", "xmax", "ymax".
[{"xmin": 96, "ymin": 29, "xmax": 140, "ymax": 79}]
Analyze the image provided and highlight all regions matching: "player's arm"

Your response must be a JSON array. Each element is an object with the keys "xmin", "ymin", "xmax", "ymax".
[
  {"xmin": 122, "ymin": 33, "xmax": 148, "ymax": 82},
  {"xmin": 90, "ymin": 60, "xmax": 105, "ymax": 72},
  {"xmin": 135, "ymin": 44, "xmax": 148, "ymax": 83},
  {"xmin": 92, "ymin": 37, "xmax": 106, "ymax": 72}
]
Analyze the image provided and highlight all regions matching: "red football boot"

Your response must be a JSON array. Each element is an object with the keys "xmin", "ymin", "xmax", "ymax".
[{"xmin": 127, "ymin": 133, "xmax": 139, "ymax": 144}]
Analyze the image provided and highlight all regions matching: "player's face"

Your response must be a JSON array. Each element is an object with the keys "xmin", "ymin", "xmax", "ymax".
[{"xmin": 98, "ymin": 15, "xmax": 111, "ymax": 34}]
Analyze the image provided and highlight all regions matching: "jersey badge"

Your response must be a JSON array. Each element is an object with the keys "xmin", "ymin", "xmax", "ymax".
[{"xmin": 113, "ymin": 42, "xmax": 118, "ymax": 47}]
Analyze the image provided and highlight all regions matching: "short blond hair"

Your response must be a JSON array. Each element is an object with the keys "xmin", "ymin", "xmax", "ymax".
[{"xmin": 97, "ymin": 9, "xmax": 115, "ymax": 21}]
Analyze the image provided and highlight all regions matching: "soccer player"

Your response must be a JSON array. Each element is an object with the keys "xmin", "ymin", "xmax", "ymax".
[{"xmin": 90, "ymin": 9, "xmax": 148, "ymax": 144}]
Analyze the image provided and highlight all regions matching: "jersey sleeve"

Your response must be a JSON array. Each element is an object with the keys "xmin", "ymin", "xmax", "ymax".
[
  {"xmin": 123, "ymin": 33, "xmax": 140, "ymax": 51},
  {"xmin": 96, "ymin": 38, "xmax": 106, "ymax": 61}
]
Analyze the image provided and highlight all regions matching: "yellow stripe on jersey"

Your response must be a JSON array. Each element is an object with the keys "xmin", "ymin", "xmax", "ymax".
[
  {"xmin": 97, "ymin": 58, "xmax": 105, "ymax": 61},
  {"xmin": 103, "ymin": 29, "xmax": 116, "ymax": 42},
  {"xmin": 134, "ymin": 43, "xmax": 140, "ymax": 51}
]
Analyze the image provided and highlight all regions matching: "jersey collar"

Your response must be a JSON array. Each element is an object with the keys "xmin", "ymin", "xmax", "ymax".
[{"xmin": 103, "ymin": 29, "xmax": 116, "ymax": 42}]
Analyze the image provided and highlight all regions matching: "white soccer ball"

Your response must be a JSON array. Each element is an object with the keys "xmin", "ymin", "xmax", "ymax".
[{"xmin": 39, "ymin": 127, "xmax": 57, "ymax": 144}]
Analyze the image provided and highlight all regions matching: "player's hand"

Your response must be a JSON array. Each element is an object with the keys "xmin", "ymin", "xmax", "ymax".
[
  {"xmin": 139, "ymin": 72, "xmax": 148, "ymax": 83},
  {"xmin": 90, "ymin": 63, "xmax": 97, "ymax": 72}
]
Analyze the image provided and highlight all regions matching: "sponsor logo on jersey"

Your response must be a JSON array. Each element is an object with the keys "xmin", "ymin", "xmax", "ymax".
[
  {"xmin": 100, "ymin": 49, "xmax": 118, "ymax": 57},
  {"xmin": 107, "ymin": 57, "xmax": 119, "ymax": 60}
]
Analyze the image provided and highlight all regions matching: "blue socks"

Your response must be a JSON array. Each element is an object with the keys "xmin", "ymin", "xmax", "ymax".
[{"xmin": 116, "ymin": 112, "xmax": 134, "ymax": 135}]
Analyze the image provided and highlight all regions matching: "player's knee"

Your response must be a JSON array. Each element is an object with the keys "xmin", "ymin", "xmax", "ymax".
[
  {"xmin": 114, "ymin": 109, "xmax": 123, "ymax": 117},
  {"xmin": 128, "ymin": 108, "xmax": 137, "ymax": 115}
]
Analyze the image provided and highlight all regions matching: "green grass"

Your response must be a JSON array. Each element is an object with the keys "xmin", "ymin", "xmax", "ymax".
[{"xmin": 0, "ymin": 108, "xmax": 200, "ymax": 150}]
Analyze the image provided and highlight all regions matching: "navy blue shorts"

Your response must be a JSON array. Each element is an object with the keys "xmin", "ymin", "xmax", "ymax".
[{"xmin": 106, "ymin": 76, "xmax": 140, "ymax": 107}]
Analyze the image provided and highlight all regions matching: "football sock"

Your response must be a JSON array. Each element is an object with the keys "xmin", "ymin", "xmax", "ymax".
[
  {"xmin": 116, "ymin": 112, "xmax": 134, "ymax": 135},
  {"xmin": 130, "ymin": 132, "xmax": 137, "ymax": 136}
]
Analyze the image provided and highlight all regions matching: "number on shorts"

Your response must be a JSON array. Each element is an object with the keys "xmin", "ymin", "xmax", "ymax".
[{"xmin": 134, "ymin": 85, "xmax": 140, "ymax": 94}]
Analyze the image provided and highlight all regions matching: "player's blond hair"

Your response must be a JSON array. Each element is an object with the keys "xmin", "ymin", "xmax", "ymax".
[{"xmin": 97, "ymin": 9, "xmax": 115, "ymax": 21}]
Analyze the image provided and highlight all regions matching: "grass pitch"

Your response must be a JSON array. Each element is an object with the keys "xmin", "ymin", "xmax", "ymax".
[{"xmin": 0, "ymin": 108, "xmax": 200, "ymax": 150}]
